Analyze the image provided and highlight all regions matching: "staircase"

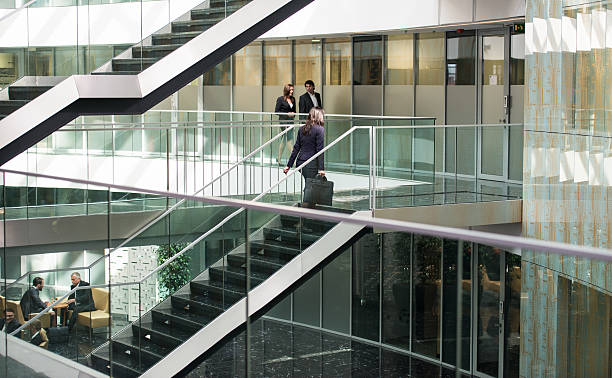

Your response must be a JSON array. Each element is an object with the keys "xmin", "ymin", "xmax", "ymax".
[
  {"xmin": 0, "ymin": 0, "xmax": 314, "ymax": 165},
  {"xmin": 89, "ymin": 206, "xmax": 367, "ymax": 377}
]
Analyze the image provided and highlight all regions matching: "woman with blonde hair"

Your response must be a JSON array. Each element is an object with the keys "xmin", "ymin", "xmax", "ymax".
[
  {"xmin": 274, "ymin": 83, "xmax": 296, "ymax": 165},
  {"xmin": 284, "ymin": 107, "xmax": 325, "ymax": 179}
]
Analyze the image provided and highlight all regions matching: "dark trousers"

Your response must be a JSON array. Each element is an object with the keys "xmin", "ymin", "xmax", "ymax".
[{"xmin": 66, "ymin": 303, "xmax": 96, "ymax": 330}]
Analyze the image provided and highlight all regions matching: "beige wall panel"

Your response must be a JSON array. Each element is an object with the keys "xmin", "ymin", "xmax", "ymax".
[
  {"xmin": 263, "ymin": 85, "xmax": 287, "ymax": 113},
  {"xmin": 415, "ymin": 85, "xmax": 444, "ymax": 124},
  {"xmin": 384, "ymin": 85, "xmax": 414, "ymax": 116},
  {"xmin": 203, "ymin": 86, "xmax": 231, "ymax": 111},
  {"xmin": 233, "ymin": 85, "xmax": 261, "ymax": 112},
  {"xmin": 482, "ymin": 85, "xmax": 505, "ymax": 123},
  {"xmin": 322, "ymin": 85, "xmax": 351, "ymax": 115},
  {"xmin": 353, "ymin": 85, "xmax": 382, "ymax": 116},
  {"xmin": 178, "ymin": 85, "xmax": 199, "ymax": 110},
  {"xmin": 475, "ymin": 0, "xmax": 524, "ymax": 21},
  {"xmin": 151, "ymin": 96, "xmax": 172, "ymax": 110},
  {"xmin": 446, "ymin": 85, "xmax": 476, "ymax": 124},
  {"xmin": 510, "ymin": 84, "xmax": 524, "ymax": 123}
]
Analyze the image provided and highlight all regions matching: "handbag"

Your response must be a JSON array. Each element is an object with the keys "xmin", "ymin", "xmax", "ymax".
[{"xmin": 303, "ymin": 174, "xmax": 334, "ymax": 207}]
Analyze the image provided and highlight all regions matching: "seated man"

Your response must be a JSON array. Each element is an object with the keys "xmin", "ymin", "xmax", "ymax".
[
  {"xmin": 66, "ymin": 272, "xmax": 96, "ymax": 331},
  {"xmin": 29, "ymin": 319, "xmax": 48, "ymax": 347},
  {"xmin": 0, "ymin": 309, "xmax": 20, "ymax": 334},
  {"xmin": 20, "ymin": 277, "xmax": 54, "ymax": 323}
]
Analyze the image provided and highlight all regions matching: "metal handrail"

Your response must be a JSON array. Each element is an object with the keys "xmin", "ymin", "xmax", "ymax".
[
  {"xmin": 1, "ymin": 124, "xmax": 299, "ymax": 294},
  {"xmin": 1, "ymin": 167, "xmax": 608, "ymax": 262},
  {"xmin": 54, "ymin": 122, "xmax": 517, "ymax": 133}
]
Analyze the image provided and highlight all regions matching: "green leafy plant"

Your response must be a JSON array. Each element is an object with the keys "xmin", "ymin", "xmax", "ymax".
[{"xmin": 156, "ymin": 243, "xmax": 191, "ymax": 300}]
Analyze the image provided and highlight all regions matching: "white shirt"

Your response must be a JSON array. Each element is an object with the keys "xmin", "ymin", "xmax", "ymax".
[{"xmin": 308, "ymin": 92, "xmax": 318, "ymax": 107}]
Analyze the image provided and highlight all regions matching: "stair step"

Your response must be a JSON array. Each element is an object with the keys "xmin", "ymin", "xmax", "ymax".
[
  {"xmin": 190, "ymin": 279, "xmax": 245, "ymax": 301},
  {"xmin": 171, "ymin": 293, "xmax": 226, "ymax": 317},
  {"xmin": 91, "ymin": 345, "xmax": 141, "ymax": 378},
  {"xmin": 158, "ymin": 300, "xmax": 219, "ymax": 328},
  {"xmin": 190, "ymin": 4, "xmax": 243, "ymax": 20},
  {"xmin": 209, "ymin": 265, "xmax": 266, "ymax": 288},
  {"xmin": 112, "ymin": 335, "xmax": 169, "ymax": 365},
  {"xmin": 91, "ymin": 70, "xmax": 141, "ymax": 75},
  {"xmin": 249, "ymin": 240, "xmax": 301, "ymax": 261},
  {"xmin": 171, "ymin": 18, "xmax": 221, "ymax": 33},
  {"xmin": 132, "ymin": 44, "xmax": 181, "ymax": 59},
  {"xmin": 132, "ymin": 321, "xmax": 193, "ymax": 349},
  {"xmin": 263, "ymin": 226, "xmax": 322, "ymax": 246},
  {"xmin": 280, "ymin": 214, "xmax": 337, "ymax": 233},
  {"xmin": 112, "ymin": 58, "xmax": 158, "ymax": 72},
  {"xmin": 227, "ymin": 252, "xmax": 286, "ymax": 275},
  {"xmin": 0, "ymin": 100, "xmax": 29, "ymax": 116},
  {"xmin": 8, "ymin": 86, "xmax": 53, "ymax": 101},
  {"xmin": 152, "ymin": 31, "xmax": 202, "ymax": 46}
]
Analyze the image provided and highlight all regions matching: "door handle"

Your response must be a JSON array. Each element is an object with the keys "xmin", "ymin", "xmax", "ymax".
[{"xmin": 504, "ymin": 95, "xmax": 509, "ymax": 108}]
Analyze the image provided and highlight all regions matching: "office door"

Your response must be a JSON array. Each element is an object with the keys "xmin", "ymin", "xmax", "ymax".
[{"xmin": 478, "ymin": 30, "xmax": 509, "ymax": 181}]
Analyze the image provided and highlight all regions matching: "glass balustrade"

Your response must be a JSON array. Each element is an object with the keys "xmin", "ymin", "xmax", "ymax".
[{"xmin": 0, "ymin": 168, "xmax": 609, "ymax": 377}]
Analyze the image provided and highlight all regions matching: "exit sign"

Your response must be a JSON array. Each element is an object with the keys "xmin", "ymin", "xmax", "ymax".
[{"xmin": 513, "ymin": 24, "xmax": 525, "ymax": 33}]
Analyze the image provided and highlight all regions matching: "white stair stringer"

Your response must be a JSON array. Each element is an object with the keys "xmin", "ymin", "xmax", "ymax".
[
  {"xmin": 0, "ymin": 0, "xmax": 313, "ymax": 166},
  {"xmin": 140, "ymin": 211, "xmax": 370, "ymax": 377}
]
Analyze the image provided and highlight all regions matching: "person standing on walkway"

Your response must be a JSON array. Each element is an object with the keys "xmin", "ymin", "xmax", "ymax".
[
  {"xmin": 298, "ymin": 80, "xmax": 322, "ymax": 119},
  {"xmin": 275, "ymin": 83, "xmax": 296, "ymax": 165}
]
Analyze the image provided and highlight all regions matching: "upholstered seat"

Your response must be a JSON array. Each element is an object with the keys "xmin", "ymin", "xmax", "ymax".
[
  {"xmin": 5, "ymin": 299, "xmax": 51, "ymax": 329},
  {"xmin": 77, "ymin": 288, "xmax": 111, "ymax": 331}
]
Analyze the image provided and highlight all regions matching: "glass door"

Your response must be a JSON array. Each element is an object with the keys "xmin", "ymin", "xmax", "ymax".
[
  {"xmin": 474, "ymin": 246, "xmax": 522, "ymax": 377},
  {"xmin": 478, "ymin": 29, "xmax": 510, "ymax": 181}
]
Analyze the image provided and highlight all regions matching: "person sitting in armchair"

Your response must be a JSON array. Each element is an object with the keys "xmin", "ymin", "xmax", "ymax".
[{"xmin": 66, "ymin": 272, "xmax": 96, "ymax": 331}]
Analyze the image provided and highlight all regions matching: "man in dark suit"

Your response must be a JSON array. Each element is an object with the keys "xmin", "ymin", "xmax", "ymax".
[
  {"xmin": 20, "ymin": 277, "xmax": 54, "ymax": 321},
  {"xmin": 298, "ymin": 80, "xmax": 322, "ymax": 119},
  {"xmin": 66, "ymin": 272, "xmax": 96, "ymax": 331},
  {"xmin": 0, "ymin": 309, "xmax": 20, "ymax": 334}
]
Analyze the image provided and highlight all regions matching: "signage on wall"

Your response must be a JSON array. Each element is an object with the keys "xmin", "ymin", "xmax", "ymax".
[{"xmin": 513, "ymin": 24, "xmax": 525, "ymax": 34}]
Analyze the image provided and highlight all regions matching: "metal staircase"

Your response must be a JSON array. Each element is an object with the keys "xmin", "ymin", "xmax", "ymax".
[
  {"xmin": 0, "ymin": 0, "xmax": 313, "ymax": 165},
  {"xmin": 89, "ymin": 206, "xmax": 369, "ymax": 377}
]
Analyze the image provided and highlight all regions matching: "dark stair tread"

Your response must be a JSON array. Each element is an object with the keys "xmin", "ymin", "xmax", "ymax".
[
  {"xmin": 228, "ymin": 252, "xmax": 287, "ymax": 270},
  {"xmin": 92, "ymin": 345, "xmax": 143, "ymax": 377},
  {"xmin": 91, "ymin": 71, "xmax": 141, "ymax": 75},
  {"xmin": 190, "ymin": 5, "xmax": 242, "ymax": 19},
  {"xmin": 131, "ymin": 44, "xmax": 181, "ymax": 58},
  {"xmin": 113, "ymin": 58, "xmax": 159, "ymax": 64},
  {"xmin": 263, "ymin": 226, "xmax": 323, "ymax": 243},
  {"xmin": 112, "ymin": 335, "xmax": 170, "ymax": 360},
  {"xmin": 172, "ymin": 292, "xmax": 228, "ymax": 312},
  {"xmin": 172, "ymin": 18, "xmax": 223, "ymax": 26},
  {"xmin": 8, "ymin": 86, "xmax": 53, "ymax": 100},
  {"xmin": 249, "ymin": 239, "xmax": 301, "ymax": 254},
  {"xmin": 191, "ymin": 279, "xmax": 246, "ymax": 296},
  {"xmin": 134, "ymin": 321, "xmax": 195, "ymax": 342},
  {"xmin": 154, "ymin": 306, "xmax": 216, "ymax": 327},
  {"xmin": 210, "ymin": 265, "xmax": 269, "ymax": 282},
  {"xmin": 153, "ymin": 30, "xmax": 203, "ymax": 39}
]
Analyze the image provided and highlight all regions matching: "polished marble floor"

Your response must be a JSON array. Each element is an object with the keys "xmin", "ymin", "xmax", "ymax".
[{"xmin": 186, "ymin": 319, "xmax": 469, "ymax": 377}]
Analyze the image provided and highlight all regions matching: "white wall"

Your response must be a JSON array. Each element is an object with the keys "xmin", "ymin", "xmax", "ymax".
[
  {"xmin": 0, "ymin": 0, "xmax": 202, "ymax": 47},
  {"xmin": 0, "ymin": 0, "xmax": 525, "ymax": 48}
]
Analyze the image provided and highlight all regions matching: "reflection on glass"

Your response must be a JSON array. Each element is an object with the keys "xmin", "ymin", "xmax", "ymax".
[
  {"xmin": 382, "ymin": 232, "xmax": 411, "ymax": 349},
  {"xmin": 412, "ymin": 235, "xmax": 441, "ymax": 358},
  {"xmin": 295, "ymin": 40, "xmax": 321, "ymax": 87},
  {"xmin": 417, "ymin": 33, "xmax": 444, "ymax": 85},
  {"xmin": 322, "ymin": 248, "xmax": 350, "ymax": 333},
  {"xmin": 477, "ymin": 244, "xmax": 501, "ymax": 376},
  {"xmin": 441, "ymin": 239, "xmax": 471, "ymax": 368},
  {"xmin": 324, "ymin": 38, "xmax": 351, "ymax": 86},
  {"xmin": 204, "ymin": 58, "xmax": 231, "ymax": 86},
  {"xmin": 263, "ymin": 42, "xmax": 292, "ymax": 86},
  {"xmin": 385, "ymin": 34, "xmax": 413, "ymax": 85},
  {"xmin": 353, "ymin": 37, "xmax": 382, "ymax": 85},
  {"xmin": 233, "ymin": 43, "xmax": 262, "ymax": 86},
  {"xmin": 504, "ymin": 252, "xmax": 521, "ymax": 378},
  {"xmin": 352, "ymin": 233, "xmax": 379, "ymax": 341}
]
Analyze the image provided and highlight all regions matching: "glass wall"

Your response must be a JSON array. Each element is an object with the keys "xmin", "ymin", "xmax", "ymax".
[
  {"xmin": 294, "ymin": 40, "xmax": 321, "ymax": 103},
  {"xmin": 384, "ymin": 34, "xmax": 414, "ymax": 116},
  {"xmin": 353, "ymin": 36, "xmax": 382, "ymax": 115},
  {"xmin": 446, "ymin": 31, "xmax": 476, "ymax": 176},
  {"xmin": 263, "ymin": 41, "xmax": 292, "ymax": 113},
  {"xmin": 233, "ymin": 42, "xmax": 262, "ymax": 112}
]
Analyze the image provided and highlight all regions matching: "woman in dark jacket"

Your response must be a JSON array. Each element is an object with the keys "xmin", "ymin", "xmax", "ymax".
[
  {"xmin": 275, "ymin": 83, "xmax": 296, "ymax": 165},
  {"xmin": 284, "ymin": 107, "xmax": 325, "ymax": 179}
]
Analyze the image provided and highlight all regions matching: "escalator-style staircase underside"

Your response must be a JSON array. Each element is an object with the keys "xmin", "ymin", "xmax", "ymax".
[
  {"xmin": 90, "ymin": 207, "xmax": 369, "ymax": 377},
  {"xmin": 0, "ymin": 0, "xmax": 313, "ymax": 166}
]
